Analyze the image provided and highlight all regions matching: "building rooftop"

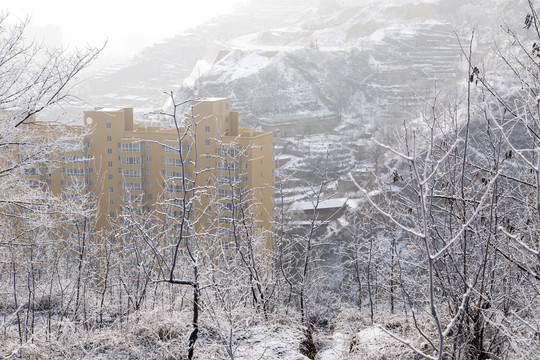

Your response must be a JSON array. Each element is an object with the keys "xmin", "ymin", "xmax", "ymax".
[
  {"xmin": 196, "ymin": 97, "xmax": 228, "ymax": 102},
  {"xmin": 94, "ymin": 107, "xmax": 124, "ymax": 112},
  {"xmin": 290, "ymin": 198, "xmax": 349, "ymax": 211}
]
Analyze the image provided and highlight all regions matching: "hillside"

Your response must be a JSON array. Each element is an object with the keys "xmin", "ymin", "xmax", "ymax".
[
  {"xmin": 70, "ymin": 0, "xmax": 508, "ymax": 194},
  {"xmin": 74, "ymin": 0, "xmax": 490, "ymax": 124}
]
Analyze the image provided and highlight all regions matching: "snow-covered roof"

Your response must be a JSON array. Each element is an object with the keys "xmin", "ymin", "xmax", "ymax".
[
  {"xmin": 289, "ymin": 220, "xmax": 322, "ymax": 226},
  {"xmin": 199, "ymin": 97, "xmax": 228, "ymax": 102},
  {"xmin": 367, "ymin": 185, "xmax": 401, "ymax": 198},
  {"xmin": 290, "ymin": 197, "xmax": 348, "ymax": 211},
  {"xmin": 96, "ymin": 107, "xmax": 123, "ymax": 112}
]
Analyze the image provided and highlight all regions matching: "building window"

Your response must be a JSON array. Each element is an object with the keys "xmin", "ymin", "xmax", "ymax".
[
  {"xmin": 225, "ymin": 116, "xmax": 229, "ymax": 123},
  {"xmin": 217, "ymin": 175, "xmax": 232, "ymax": 184},
  {"xmin": 120, "ymin": 194, "xmax": 143, "ymax": 203},
  {"xmin": 106, "ymin": 135, "xmax": 112, "ymax": 142},
  {"xmin": 225, "ymin": 103, "xmax": 229, "ymax": 109},
  {"xmin": 109, "ymin": 211, "xmax": 114, "ymax": 218},
  {"xmin": 146, "ymin": 168, "xmax": 152, "ymax": 175},
  {"xmin": 166, "ymin": 171, "xmax": 182, "ymax": 179},
  {"xmin": 217, "ymin": 188, "xmax": 233, "ymax": 198},
  {"xmin": 106, "ymin": 122, "xmax": 111, "ymax": 129},
  {"xmin": 108, "ymin": 161, "xmax": 113, "ymax": 167},
  {"xmin": 89, "ymin": 180, "xmax": 94, "ymax": 186},
  {"xmin": 147, "ymin": 181, "xmax": 153, "ymax": 188},
  {"xmin": 205, "ymin": 125, "xmax": 210, "ymax": 133},
  {"xmin": 109, "ymin": 187, "xmax": 113, "ymax": 193},
  {"xmin": 219, "ymin": 202, "xmax": 233, "ymax": 212},
  {"xmin": 122, "ymin": 169, "xmax": 142, "ymax": 178},
  {"xmin": 146, "ymin": 156, "xmax": 152, "ymax": 162},
  {"xmin": 121, "ymin": 143, "xmax": 141, "ymax": 152},
  {"xmin": 109, "ymin": 199, "xmax": 114, "ymax": 205},
  {"xmin": 216, "ymin": 147, "xmax": 237, "ymax": 158},
  {"xmin": 219, "ymin": 217, "xmax": 233, "ymax": 225},
  {"xmin": 88, "ymin": 167, "xmax": 93, "ymax": 173},
  {"xmin": 121, "ymin": 182, "xmax": 142, "ymax": 191},
  {"xmin": 205, "ymin": 139, "xmax": 210, "ymax": 146},
  {"xmin": 66, "ymin": 168, "xmax": 86, "ymax": 177},
  {"xmin": 120, "ymin": 156, "xmax": 142, "ymax": 165},
  {"xmin": 216, "ymin": 161, "xmax": 235, "ymax": 171},
  {"xmin": 163, "ymin": 145, "xmax": 184, "ymax": 154},
  {"xmin": 107, "ymin": 148, "xmax": 112, "ymax": 154},
  {"xmin": 146, "ymin": 142, "xmax": 152, "ymax": 149},
  {"xmin": 108, "ymin": 174, "xmax": 113, "ymax": 180},
  {"xmin": 165, "ymin": 158, "xmax": 182, "ymax": 167},
  {"xmin": 164, "ymin": 183, "xmax": 183, "ymax": 193},
  {"xmin": 147, "ymin": 194, "xmax": 153, "ymax": 200},
  {"xmin": 20, "ymin": 168, "xmax": 40, "ymax": 176}
]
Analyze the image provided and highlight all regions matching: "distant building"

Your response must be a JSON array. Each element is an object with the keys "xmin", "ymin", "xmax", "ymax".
[
  {"xmin": 19, "ymin": 98, "xmax": 275, "ymax": 248},
  {"xmin": 289, "ymin": 198, "xmax": 349, "ymax": 223}
]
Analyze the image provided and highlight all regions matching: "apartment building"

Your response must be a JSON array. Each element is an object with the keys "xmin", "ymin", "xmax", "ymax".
[{"xmin": 20, "ymin": 98, "xmax": 274, "ymax": 247}]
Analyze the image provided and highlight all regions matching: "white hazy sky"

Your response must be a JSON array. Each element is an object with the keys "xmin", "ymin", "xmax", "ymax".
[{"xmin": 3, "ymin": 0, "xmax": 247, "ymax": 60}]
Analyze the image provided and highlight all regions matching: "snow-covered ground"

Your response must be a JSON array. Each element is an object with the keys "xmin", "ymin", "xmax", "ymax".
[{"xmin": 316, "ymin": 331, "xmax": 349, "ymax": 360}]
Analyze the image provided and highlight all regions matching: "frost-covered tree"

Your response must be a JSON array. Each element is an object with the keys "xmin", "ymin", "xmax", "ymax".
[
  {"xmin": 351, "ymin": 3, "xmax": 540, "ymax": 357},
  {"xmin": 0, "ymin": 12, "xmax": 101, "ymax": 354},
  {"xmin": 0, "ymin": 12, "xmax": 100, "ymax": 230}
]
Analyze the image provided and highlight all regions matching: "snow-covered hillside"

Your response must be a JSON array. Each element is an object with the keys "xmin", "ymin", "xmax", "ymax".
[
  {"xmin": 175, "ymin": 0, "xmax": 468, "ymax": 133},
  {"xmin": 70, "ymin": 0, "xmax": 522, "ymax": 197},
  {"xmin": 73, "ymin": 0, "xmax": 500, "ymax": 122}
]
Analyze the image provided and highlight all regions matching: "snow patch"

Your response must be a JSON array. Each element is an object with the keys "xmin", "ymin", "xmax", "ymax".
[
  {"xmin": 290, "ymin": 198, "xmax": 348, "ymax": 211},
  {"xmin": 368, "ymin": 29, "xmax": 386, "ymax": 42},
  {"xmin": 183, "ymin": 59, "xmax": 212, "ymax": 87},
  {"xmin": 349, "ymin": 327, "xmax": 391, "ymax": 356},
  {"xmin": 317, "ymin": 331, "xmax": 348, "ymax": 360},
  {"xmin": 232, "ymin": 52, "xmax": 273, "ymax": 80},
  {"xmin": 210, "ymin": 51, "xmax": 276, "ymax": 82},
  {"xmin": 234, "ymin": 325, "xmax": 309, "ymax": 360}
]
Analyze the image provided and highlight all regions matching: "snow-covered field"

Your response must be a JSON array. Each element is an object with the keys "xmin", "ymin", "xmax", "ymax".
[{"xmin": 0, "ymin": 307, "xmax": 433, "ymax": 359}]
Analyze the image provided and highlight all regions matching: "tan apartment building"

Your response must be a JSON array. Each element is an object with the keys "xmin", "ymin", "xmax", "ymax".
[{"xmin": 16, "ymin": 98, "xmax": 274, "ymax": 249}]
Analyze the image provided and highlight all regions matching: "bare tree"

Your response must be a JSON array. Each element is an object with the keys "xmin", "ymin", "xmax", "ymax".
[{"xmin": 349, "ymin": 8, "xmax": 540, "ymax": 355}]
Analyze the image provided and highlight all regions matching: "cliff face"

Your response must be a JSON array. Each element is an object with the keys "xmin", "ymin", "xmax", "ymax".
[{"xmin": 175, "ymin": 0, "xmax": 469, "ymax": 131}]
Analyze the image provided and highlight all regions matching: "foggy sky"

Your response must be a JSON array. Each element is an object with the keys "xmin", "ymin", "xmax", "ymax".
[{"xmin": 2, "ymin": 0, "xmax": 248, "ymax": 62}]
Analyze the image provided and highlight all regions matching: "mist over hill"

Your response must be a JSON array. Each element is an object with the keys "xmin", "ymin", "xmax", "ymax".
[
  {"xmin": 74, "ymin": 0, "xmax": 507, "ymax": 127},
  {"xmin": 69, "ymin": 0, "xmax": 530, "ymax": 196},
  {"xmin": 64, "ymin": 0, "xmax": 531, "ymax": 209}
]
